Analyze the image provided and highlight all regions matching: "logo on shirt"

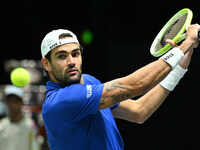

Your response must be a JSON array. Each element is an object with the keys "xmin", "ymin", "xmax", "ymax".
[{"xmin": 86, "ymin": 85, "xmax": 92, "ymax": 98}]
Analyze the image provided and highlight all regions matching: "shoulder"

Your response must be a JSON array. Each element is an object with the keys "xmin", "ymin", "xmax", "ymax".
[
  {"xmin": 43, "ymin": 84, "xmax": 88, "ymax": 112},
  {"xmin": 43, "ymin": 77, "xmax": 104, "ymax": 115},
  {"xmin": 83, "ymin": 74, "xmax": 101, "ymax": 84}
]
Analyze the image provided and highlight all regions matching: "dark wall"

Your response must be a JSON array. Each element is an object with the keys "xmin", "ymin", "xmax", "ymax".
[{"xmin": 1, "ymin": 0, "xmax": 200, "ymax": 149}]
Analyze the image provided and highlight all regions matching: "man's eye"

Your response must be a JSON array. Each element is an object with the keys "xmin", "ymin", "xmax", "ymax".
[
  {"xmin": 58, "ymin": 55, "xmax": 66, "ymax": 59},
  {"xmin": 72, "ymin": 52, "xmax": 80, "ymax": 57}
]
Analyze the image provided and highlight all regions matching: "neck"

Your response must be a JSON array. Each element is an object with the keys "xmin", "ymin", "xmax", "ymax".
[
  {"xmin": 9, "ymin": 112, "xmax": 23, "ymax": 123},
  {"xmin": 80, "ymin": 75, "xmax": 84, "ymax": 84},
  {"xmin": 50, "ymin": 74, "xmax": 84, "ymax": 85}
]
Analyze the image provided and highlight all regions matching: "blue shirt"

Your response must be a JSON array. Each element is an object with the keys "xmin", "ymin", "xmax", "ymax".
[{"xmin": 42, "ymin": 74, "xmax": 124, "ymax": 150}]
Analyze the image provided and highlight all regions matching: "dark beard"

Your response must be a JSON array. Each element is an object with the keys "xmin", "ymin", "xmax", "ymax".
[
  {"xmin": 62, "ymin": 70, "xmax": 81, "ymax": 86},
  {"xmin": 52, "ymin": 65, "xmax": 82, "ymax": 86}
]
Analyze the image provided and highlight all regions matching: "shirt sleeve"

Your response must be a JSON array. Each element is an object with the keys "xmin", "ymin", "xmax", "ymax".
[
  {"xmin": 110, "ymin": 103, "xmax": 120, "ymax": 110},
  {"xmin": 55, "ymin": 83, "xmax": 104, "ymax": 124}
]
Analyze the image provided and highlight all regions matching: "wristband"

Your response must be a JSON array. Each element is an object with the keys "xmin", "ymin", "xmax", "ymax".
[
  {"xmin": 159, "ymin": 47, "xmax": 184, "ymax": 70},
  {"xmin": 160, "ymin": 65, "xmax": 188, "ymax": 91}
]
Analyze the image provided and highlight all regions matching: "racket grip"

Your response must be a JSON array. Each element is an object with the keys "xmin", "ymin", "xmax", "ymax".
[{"xmin": 182, "ymin": 30, "xmax": 200, "ymax": 41}]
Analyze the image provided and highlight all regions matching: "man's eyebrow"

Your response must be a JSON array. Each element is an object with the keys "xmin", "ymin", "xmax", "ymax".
[{"xmin": 55, "ymin": 48, "xmax": 80, "ymax": 56}]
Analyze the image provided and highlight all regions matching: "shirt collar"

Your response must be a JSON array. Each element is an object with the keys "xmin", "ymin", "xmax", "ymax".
[{"xmin": 46, "ymin": 74, "xmax": 87, "ymax": 94}]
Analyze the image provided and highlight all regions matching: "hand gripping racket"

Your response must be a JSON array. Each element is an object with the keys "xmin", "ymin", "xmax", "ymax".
[{"xmin": 150, "ymin": 8, "xmax": 194, "ymax": 57}]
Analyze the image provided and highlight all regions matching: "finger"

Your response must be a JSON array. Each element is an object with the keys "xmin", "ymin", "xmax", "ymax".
[{"xmin": 166, "ymin": 39, "xmax": 177, "ymax": 47}]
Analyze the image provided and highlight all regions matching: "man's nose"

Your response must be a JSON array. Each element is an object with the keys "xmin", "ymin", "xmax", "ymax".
[{"xmin": 67, "ymin": 55, "xmax": 75, "ymax": 66}]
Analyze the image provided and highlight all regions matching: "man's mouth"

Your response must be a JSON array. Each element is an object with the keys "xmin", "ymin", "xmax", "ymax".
[{"xmin": 67, "ymin": 68, "xmax": 78, "ymax": 75}]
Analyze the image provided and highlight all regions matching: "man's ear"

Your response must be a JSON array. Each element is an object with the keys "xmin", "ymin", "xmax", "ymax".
[{"xmin": 41, "ymin": 58, "xmax": 51, "ymax": 72}]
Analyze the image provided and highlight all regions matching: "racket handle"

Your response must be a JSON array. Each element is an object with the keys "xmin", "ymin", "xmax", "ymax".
[
  {"xmin": 181, "ymin": 30, "xmax": 200, "ymax": 41},
  {"xmin": 179, "ymin": 33, "xmax": 186, "ymax": 41}
]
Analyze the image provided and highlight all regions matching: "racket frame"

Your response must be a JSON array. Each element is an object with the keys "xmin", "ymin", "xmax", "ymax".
[{"xmin": 150, "ymin": 8, "xmax": 193, "ymax": 57}]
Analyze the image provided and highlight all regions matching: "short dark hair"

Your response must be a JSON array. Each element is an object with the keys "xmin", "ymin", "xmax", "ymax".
[{"xmin": 59, "ymin": 33, "xmax": 73, "ymax": 39}]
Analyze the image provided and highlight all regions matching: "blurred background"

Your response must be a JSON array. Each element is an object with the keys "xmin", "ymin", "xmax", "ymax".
[{"xmin": 0, "ymin": 0, "xmax": 200, "ymax": 149}]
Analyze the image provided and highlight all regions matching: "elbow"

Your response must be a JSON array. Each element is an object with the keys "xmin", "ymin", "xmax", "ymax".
[
  {"xmin": 135, "ymin": 117, "xmax": 146, "ymax": 124},
  {"xmin": 129, "ymin": 105, "xmax": 148, "ymax": 124},
  {"xmin": 128, "ymin": 113, "xmax": 146, "ymax": 124},
  {"xmin": 134, "ymin": 113, "xmax": 147, "ymax": 124}
]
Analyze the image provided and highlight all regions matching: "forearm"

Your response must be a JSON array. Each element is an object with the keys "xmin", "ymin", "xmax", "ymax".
[
  {"xmin": 112, "ymin": 85, "xmax": 170, "ymax": 124},
  {"xmin": 99, "ymin": 34, "xmax": 197, "ymax": 110},
  {"xmin": 99, "ymin": 60, "xmax": 171, "ymax": 110},
  {"xmin": 111, "ymin": 84, "xmax": 170, "ymax": 123},
  {"xmin": 135, "ymin": 59, "xmax": 189, "ymax": 122},
  {"xmin": 112, "ymin": 63, "xmax": 188, "ymax": 123},
  {"xmin": 121, "ymin": 59, "xmax": 171, "ymax": 97},
  {"xmin": 133, "ymin": 84, "xmax": 170, "ymax": 123}
]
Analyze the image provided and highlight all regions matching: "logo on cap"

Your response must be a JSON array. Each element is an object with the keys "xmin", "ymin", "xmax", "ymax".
[{"xmin": 50, "ymin": 43, "xmax": 58, "ymax": 50}]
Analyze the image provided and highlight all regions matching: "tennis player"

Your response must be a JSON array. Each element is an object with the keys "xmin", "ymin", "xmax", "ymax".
[{"xmin": 41, "ymin": 25, "xmax": 199, "ymax": 150}]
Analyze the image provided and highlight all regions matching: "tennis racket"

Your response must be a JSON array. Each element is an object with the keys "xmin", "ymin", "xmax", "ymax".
[{"xmin": 150, "ymin": 8, "xmax": 193, "ymax": 57}]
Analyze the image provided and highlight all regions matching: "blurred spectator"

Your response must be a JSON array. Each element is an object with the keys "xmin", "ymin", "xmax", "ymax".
[{"xmin": 0, "ymin": 85, "xmax": 40, "ymax": 150}]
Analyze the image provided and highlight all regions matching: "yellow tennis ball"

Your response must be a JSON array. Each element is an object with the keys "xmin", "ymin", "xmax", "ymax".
[{"xmin": 10, "ymin": 68, "xmax": 30, "ymax": 87}]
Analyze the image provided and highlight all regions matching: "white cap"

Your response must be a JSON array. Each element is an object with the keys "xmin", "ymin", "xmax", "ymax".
[
  {"xmin": 41, "ymin": 29, "xmax": 80, "ymax": 57},
  {"xmin": 4, "ymin": 85, "xmax": 24, "ymax": 99}
]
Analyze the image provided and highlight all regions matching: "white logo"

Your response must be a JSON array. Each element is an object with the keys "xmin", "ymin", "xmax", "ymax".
[{"xmin": 86, "ymin": 85, "xmax": 92, "ymax": 98}]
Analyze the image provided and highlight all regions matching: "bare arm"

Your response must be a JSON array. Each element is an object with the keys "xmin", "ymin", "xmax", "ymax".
[
  {"xmin": 98, "ymin": 24, "xmax": 199, "ymax": 110},
  {"xmin": 111, "ymin": 84, "xmax": 170, "ymax": 124},
  {"xmin": 111, "ymin": 41, "xmax": 194, "ymax": 124},
  {"xmin": 98, "ymin": 60, "xmax": 171, "ymax": 110}
]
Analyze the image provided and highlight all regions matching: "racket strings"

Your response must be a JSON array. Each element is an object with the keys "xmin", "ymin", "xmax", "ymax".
[{"xmin": 155, "ymin": 14, "xmax": 187, "ymax": 51}]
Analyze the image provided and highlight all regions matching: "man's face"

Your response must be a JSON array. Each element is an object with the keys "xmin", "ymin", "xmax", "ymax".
[
  {"xmin": 46, "ymin": 43, "xmax": 82, "ymax": 85},
  {"xmin": 6, "ymin": 95, "xmax": 23, "ymax": 114}
]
